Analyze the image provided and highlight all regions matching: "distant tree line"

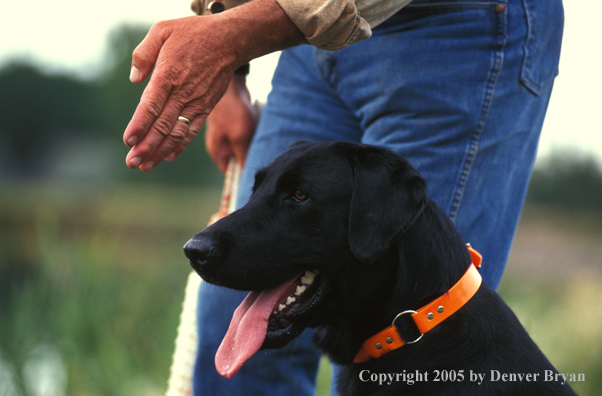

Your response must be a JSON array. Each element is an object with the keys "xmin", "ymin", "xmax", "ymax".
[
  {"xmin": 526, "ymin": 153, "xmax": 602, "ymax": 213},
  {"xmin": 1, "ymin": 24, "xmax": 601, "ymax": 210}
]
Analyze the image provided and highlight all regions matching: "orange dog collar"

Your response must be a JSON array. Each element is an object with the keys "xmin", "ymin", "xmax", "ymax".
[{"xmin": 353, "ymin": 245, "xmax": 482, "ymax": 363}]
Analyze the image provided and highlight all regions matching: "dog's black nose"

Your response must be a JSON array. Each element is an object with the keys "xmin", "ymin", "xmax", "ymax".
[{"xmin": 184, "ymin": 237, "xmax": 217, "ymax": 272}]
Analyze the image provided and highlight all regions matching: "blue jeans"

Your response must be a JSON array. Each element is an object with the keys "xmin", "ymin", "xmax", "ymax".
[{"xmin": 193, "ymin": 0, "xmax": 563, "ymax": 394}]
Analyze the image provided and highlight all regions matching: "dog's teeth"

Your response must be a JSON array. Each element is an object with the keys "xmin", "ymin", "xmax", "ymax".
[
  {"xmin": 278, "ymin": 304, "xmax": 286, "ymax": 312},
  {"xmin": 286, "ymin": 296, "xmax": 296, "ymax": 305},
  {"xmin": 295, "ymin": 285, "xmax": 306, "ymax": 296},
  {"xmin": 301, "ymin": 270, "xmax": 318, "ymax": 285}
]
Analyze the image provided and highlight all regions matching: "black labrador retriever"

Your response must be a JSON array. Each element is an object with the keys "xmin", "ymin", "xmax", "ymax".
[{"xmin": 184, "ymin": 141, "xmax": 575, "ymax": 395}]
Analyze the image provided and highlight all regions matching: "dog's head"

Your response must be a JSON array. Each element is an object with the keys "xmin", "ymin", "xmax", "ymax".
[{"xmin": 184, "ymin": 141, "xmax": 429, "ymax": 376}]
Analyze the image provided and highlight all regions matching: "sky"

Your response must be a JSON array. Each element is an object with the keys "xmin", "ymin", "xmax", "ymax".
[{"xmin": 1, "ymin": 0, "xmax": 601, "ymax": 165}]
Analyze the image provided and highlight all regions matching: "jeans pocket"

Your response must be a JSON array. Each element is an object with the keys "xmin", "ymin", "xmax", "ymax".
[{"xmin": 520, "ymin": 0, "xmax": 564, "ymax": 95}]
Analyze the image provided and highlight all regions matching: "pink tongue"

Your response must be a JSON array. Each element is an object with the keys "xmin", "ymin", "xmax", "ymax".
[{"xmin": 215, "ymin": 277, "xmax": 299, "ymax": 378}]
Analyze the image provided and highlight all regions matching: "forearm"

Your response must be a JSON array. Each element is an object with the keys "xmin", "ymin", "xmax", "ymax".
[
  {"xmin": 216, "ymin": 0, "xmax": 307, "ymax": 68},
  {"xmin": 193, "ymin": 0, "xmax": 412, "ymax": 53}
]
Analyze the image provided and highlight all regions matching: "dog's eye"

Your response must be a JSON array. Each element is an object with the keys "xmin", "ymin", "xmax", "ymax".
[{"xmin": 293, "ymin": 190, "xmax": 308, "ymax": 202}]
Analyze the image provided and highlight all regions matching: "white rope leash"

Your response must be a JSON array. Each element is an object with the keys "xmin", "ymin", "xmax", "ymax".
[{"xmin": 165, "ymin": 159, "xmax": 242, "ymax": 396}]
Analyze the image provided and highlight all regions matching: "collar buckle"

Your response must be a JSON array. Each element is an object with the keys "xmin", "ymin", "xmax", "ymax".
[{"xmin": 391, "ymin": 310, "xmax": 423, "ymax": 344}]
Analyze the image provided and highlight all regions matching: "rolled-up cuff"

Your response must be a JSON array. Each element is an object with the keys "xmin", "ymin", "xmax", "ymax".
[{"xmin": 276, "ymin": 0, "xmax": 372, "ymax": 51}]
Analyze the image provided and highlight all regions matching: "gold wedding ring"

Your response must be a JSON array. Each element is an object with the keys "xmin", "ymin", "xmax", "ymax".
[{"xmin": 177, "ymin": 116, "xmax": 191, "ymax": 125}]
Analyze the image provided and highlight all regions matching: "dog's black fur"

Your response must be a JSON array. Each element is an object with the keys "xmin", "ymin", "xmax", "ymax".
[{"xmin": 185, "ymin": 141, "xmax": 576, "ymax": 395}]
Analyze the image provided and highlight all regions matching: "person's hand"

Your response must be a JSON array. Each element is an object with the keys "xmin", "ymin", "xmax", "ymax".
[
  {"xmin": 123, "ymin": 14, "xmax": 237, "ymax": 172},
  {"xmin": 123, "ymin": 0, "xmax": 305, "ymax": 172},
  {"xmin": 206, "ymin": 74, "xmax": 257, "ymax": 173}
]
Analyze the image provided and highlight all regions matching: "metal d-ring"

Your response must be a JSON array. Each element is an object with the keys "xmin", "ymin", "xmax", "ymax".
[{"xmin": 392, "ymin": 310, "xmax": 424, "ymax": 345}]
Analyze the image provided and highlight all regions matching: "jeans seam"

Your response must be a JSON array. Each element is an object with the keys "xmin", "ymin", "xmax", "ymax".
[{"xmin": 448, "ymin": 7, "xmax": 508, "ymax": 222}]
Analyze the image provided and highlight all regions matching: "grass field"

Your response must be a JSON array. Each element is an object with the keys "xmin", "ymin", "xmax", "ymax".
[{"xmin": 1, "ymin": 181, "xmax": 600, "ymax": 395}]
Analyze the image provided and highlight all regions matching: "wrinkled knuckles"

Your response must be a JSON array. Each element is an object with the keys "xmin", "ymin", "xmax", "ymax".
[
  {"xmin": 178, "ymin": 134, "xmax": 194, "ymax": 147},
  {"xmin": 167, "ymin": 128, "xmax": 187, "ymax": 143},
  {"xmin": 143, "ymin": 100, "xmax": 163, "ymax": 121},
  {"xmin": 187, "ymin": 128, "xmax": 201, "ymax": 139},
  {"xmin": 152, "ymin": 118, "xmax": 174, "ymax": 138}
]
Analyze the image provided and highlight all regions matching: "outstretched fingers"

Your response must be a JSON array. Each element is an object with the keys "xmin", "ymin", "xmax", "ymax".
[
  {"xmin": 123, "ymin": 80, "xmax": 171, "ymax": 150},
  {"xmin": 123, "ymin": 20, "xmax": 190, "ymax": 170},
  {"xmin": 125, "ymin": 92, "xmax": 198, "ymax": 170}
]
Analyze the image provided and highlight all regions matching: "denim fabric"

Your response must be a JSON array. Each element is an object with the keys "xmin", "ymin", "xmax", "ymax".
[{"xmin": 193, "ymin": 0, "xmax": 563, "ymax": 394}]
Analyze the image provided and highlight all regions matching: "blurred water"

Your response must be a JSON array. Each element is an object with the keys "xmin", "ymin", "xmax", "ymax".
[
  {"xmin": 0, "ymin": 356, "xmax": 20, "ymax": 396},
  {"xmin": 23, "ymin": 345, "xmax": 66, "ymax": 396},
  {"xmin": 0, "ymin": 345, "xmax": 66, "ymax": 396}
]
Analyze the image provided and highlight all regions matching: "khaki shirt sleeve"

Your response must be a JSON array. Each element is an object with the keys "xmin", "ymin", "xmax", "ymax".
[{"xmin": 276, "ymin": 0, "xmax": 413, "ymax": 50}]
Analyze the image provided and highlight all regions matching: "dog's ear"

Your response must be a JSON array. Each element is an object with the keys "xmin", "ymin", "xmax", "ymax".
[{"xmin": 348, "ymin": 147, "xmax": 427, "ymax": 263}]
